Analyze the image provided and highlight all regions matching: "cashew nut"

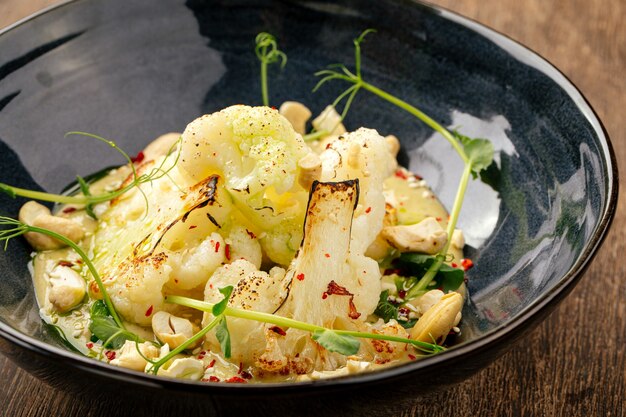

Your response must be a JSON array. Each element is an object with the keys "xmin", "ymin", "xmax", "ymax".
[
  {"xmin": 279, "ymin": 101, "xmax": 312, "ymax": 135},
  {"xmin": 312, "ymin": 105, "xmax": 346, "ymax": 137},
  {"xmin": 19, "ymin": 201, "xmax": 85, "ymax": 251},
  {"xmin": 382, "ymin": 217, "xmax": 447, "ymax": 254},
  {"xmin": 111, "ymin": 341, "xmax": 159, "ymax": 371},
  {"xmin": 297, "ymin": 152, "xmax": 322, "ymax": 190},
  {"xmin": 410, "ymin": 292, "xmax": 463, "ymax": 344},
  {"xmin": 450, "ymin": 229, "xmax": 465, "ymax": 249},
  {"xmin": 385, "ymin": 135, "xmax": 401, "ymax": 158},
  {"xmin": 415, "ymin": 289, "xmax": 444, "ymax": 314},
  {"xmin": 47, "ymin": 264, "xmax": 86, "ymax": 313},
  {"xmin": 143, "ymin": 132, "xmax": 181, "ymax": 161},
  {"xmin": 151, "ymin": 311, "xmax": 200, "ymax": 349},
  {"xmin": 158, "ymin": 357, "xmax": 205, "ymax": 380}
]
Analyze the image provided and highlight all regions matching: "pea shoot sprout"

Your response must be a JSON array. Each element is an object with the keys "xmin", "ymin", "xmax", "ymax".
[
  {"xmin": 312, "ymin": 29, "xmax": 494, "ymax": 300},
  {"xmin": 0, "ymin": 132, "xmax": 182, "ymax": 212},
  {"xmin": 255, "ymin": 32, "xmax": 287, "ymax": 107}
]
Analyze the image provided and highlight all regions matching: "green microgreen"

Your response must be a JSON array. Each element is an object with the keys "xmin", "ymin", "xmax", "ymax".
[
  {"xmin": 398, "ymin": 253, "xmax": 465, "ymax": 300},
  {"xmin": 166, "ymin": 294, "xmax": 444, "ymax": 356},
  {"xmin": 313, "ymin": 29, "xmax": 494, "ymax": 299},
  {"xmin": 0, "ymin": 132, "xmax": 182, "ymax": 210},
  {"xmin": 255, "ymin": 32, "xmax": 287, "ymax": 107},
  {"xmin": 0, "ymin": 217, "xmax": 126, "ymax": 330},
  {"xmin": 89, "ymin": 300, "xmax": 141, "ymax": 350}
]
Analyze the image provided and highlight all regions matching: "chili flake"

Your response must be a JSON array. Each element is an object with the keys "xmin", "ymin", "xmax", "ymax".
[
  {"xmin": 225, "ymin": 244, "xmax": 231, "ymax": 260},
  {"xmin": 269, "ymin": 326, "xmax": 287, "ymax": 336},
  {"xmin": 296, "ymin": 273, "xmax": 305, "ymax": 281},
  {"xmin": 207, "ymin": 359, "xmax": 216, "ymax": 369},
  {"xmin": 408, "ymin": 354, "xmax": 416, "ymax": 360},
  {"xmin": 105, "ymin": 351, "xmax": 116, "ymax": 361},
  {"xmin": 325, "ymin": 253, "xmax": 330, "ymax": 258},
  {"xmin": 225, "ymin": 376, "xmax": 247, "ymax": 383},
  {"xmin": 86, "ymin": 342, "xmax": 94, "ymax": 349},
  {"xmin": 62, "ymin": 207, "xmax": 77, "ymax": 214},
  {"xmin": 145, "ymin": 305, "xmax": 154, "ymax": 317},
  {"xmin": 57, "ymin": 260, "xmax": 74, "ymax": 267},
  {"xmin": 461, "ymin": 258, "xmax": 474, "ymax": 271},
  {"xmin": 131, "ymin": 151, "xmax": 145, "ymax": 164},
  {"xmin": 215, "ymin": 241, "xmax": 220, "ymax": 253},
  {"xmin": 365, "ymin": 206, "xmax": 372, "ymax": 214}
]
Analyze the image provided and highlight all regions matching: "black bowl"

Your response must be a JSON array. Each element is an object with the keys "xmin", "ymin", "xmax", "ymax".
[{"xmin": 0, "ymin": 0, "xmax": 617, "ymax": 415}]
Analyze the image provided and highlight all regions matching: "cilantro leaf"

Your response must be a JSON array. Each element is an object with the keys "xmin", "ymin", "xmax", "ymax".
[
  {"xmin": 88, "ymin": 301, "xmax": 139, "ymax": 349},
  {"xmin": 397, "ymin": 253, "xmax": 464, "ymax": 293},
  {"xmin": 374, "ymin": 290, "xmax": 398, "ymax": 322},
  {"xmin": 311, "ymin": 330, "xmax": 360, "ymax": 355},
  {"xmin": 212, "ymin": 285, "xmax": 234, "ymax": 316},
  {"xmin": 215, "ymin": 317, "xmax": 231, "ymax": 358}
]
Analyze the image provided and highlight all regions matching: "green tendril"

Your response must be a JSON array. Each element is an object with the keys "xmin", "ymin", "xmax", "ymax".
[
  {"xmin": 313, "ymin": 29, "xmax": 493, "ymax": 298},
  {"xmin": 0, "ymin": 217, "xmax": 125, "ymax": 329},
  {"xmin": 255, "ymin": 32, "xmax": 287, "ymax": 107}
]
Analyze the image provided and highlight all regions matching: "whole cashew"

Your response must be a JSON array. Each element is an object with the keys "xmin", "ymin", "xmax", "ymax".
[{"xmin": 19, "ymin": 201, "xmax": 85, "ymax": 250}]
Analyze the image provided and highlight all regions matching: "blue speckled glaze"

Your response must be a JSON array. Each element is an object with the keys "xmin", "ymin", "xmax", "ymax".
[{"xmin": 0, "ymin": 0, "xmax": 617, "ymax": 409}]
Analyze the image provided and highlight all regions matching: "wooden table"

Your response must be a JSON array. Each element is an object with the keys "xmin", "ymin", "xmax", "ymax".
[{"xmin": 1, "ymin": 1, "xmax": 624, "ymax": 416}]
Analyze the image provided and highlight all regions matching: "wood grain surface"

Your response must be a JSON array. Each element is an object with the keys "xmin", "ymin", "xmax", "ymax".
[{"xmin": 0, "ymin": 1, "xmax": 624, "ymax": 416}]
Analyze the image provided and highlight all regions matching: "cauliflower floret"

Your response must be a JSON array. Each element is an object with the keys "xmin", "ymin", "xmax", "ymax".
[
  {"xmin": 225, "ymin": 225, "xmax": 262, "ymax": 269},
  {"xmin": 203, "ymin": 260, "xmax": 289, "ymax": 365},
  {"xmin": 106, "ymin": 252, "xmax": 172, "ymax": 326},
  {"xmin": 168, "ymin": 233, "xmax": 226, "ymax": 290},
  {"xmin": 178, "ymin": 105, "xmax": 311, "ymax": 265}
]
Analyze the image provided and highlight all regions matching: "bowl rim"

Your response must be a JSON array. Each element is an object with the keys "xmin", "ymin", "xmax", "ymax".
[{"xmin": 0, "ymin": 0, "xmax": 619, "ymax": 394}]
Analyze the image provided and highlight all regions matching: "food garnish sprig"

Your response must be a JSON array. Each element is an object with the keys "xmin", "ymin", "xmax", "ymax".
[
  {"xmin": 0, "ymin": 217, "xmax": 125, "ymax": 330},
  {"xmin": 164, "ymin": 293, "xmax": 444, "ymax": 358},
  {"xmin": 313, "ymin": 30, "xmax": 494, "ymax": 300},
  {"xmin": 0, "ymin": 132, "xmax": 182, "ymax": 213},
  {"xmin": 255, "ymin": 32, "xmax": 287, "ymax": 107}
]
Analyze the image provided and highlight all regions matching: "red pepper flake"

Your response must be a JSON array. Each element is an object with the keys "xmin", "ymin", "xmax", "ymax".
[
  {"xmin": 296, "ymin": 273, "xmax": 305, "ymax": 281},
  {"xmin": 269, "ymin": 326, "xmax": 287, "ymax": 336},
  {"xmin": 394, "ymin": 169, "xmax": 408, "ymax": 180},
  {"xmin": 215, "ymin": 241, "xmax": 220, "ymax": 253},
  {"xmin": 131, "ymin": 151, "xmax": 145, "ymax": 164},
  {"xmin": 208, "ymin": 376, "xmax": 220, "ymax": 382},
  {"xmin": 62, "ymin": 207, "xmax": 77, "ymax": 214},
  {"xmin": 238, "ymin": 362, "xmax": 244, "ymax": 374},
  {"xmin": 206, "ymin": 359, "xmax": 216, "ymax": 369},
  {"xmin": 198, "ymin": 353, "xmax": 205, "ymax": 360},
  {"xmin": 57, "ymin": 260, "xmax": 74, "ymax": 267},
  {"xmin": 365, "ymin": 206, "xmax": 372, "ymax": 214},
  {"xmin": 325, "ymin": 143, "xmax": 332, "ymax": 150},
  {"xmin": 461, "ymin": 258, "xmax": 474, "ymax": 271},
  {"xmin": 86, "ymin": 342, "xmax": 94, "ymax": 349},
  {"xmin": 105, "ymin": 351, "xmax": 116, "ymax": 361},
  {"xmin": 174, "ymin": 279, "xmax": 179, "ymax": 284},
  {"xmin": 398, "ymin": 290, "xmax": 406, "ymax": 299},
  {"xmin": 245, "ymin": 229, "xmax": 257, "ymax": 239},
  {"xmin": 75, "ymin": 259, "xmax": 83, "ymax": 264},
  {"xmin": 324, "ymin": 253, "xmax": 330, "ymax": 258},
  {"xmin": 325, "ymin": 280, "xmax": 361, "ymax": 319},
  {"xmin": 451, "ymin": 262, "xmax": 458, "ymax": 268},
  {"xmin": 209, "ymin": 283, "xmax": 213, "ymax": 289},
  {"xmin": 188, "ymin": 225, "xmax": 197, "ymax": 230},
  {"xmin": 240, "ymin": 371, "xmax": 253, "ymax": 380},
  {"xmin": 436, "ymin": 217, "xmax": 442, "ymax": 222},
  {"xmin": 322, "ymin": 292, "xmax": 328, "ymax": 300},
  {"xmin": 225, "ymin": 376, "xmax": 247, "ymax": 383},
  {"xmin": 145, "ymin": 305, "xmax": 154, "ymax": 317},
  {"xmin": 271, "ymin": 106, "xmax": 277, "ymax": 110},
  {"xmin": 225, "ymin": 244, "xmax": 231, "ymax": 260},
  {"xmin": 408, "ymin": 354, "xmax": 416, "ymax": 360}
]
